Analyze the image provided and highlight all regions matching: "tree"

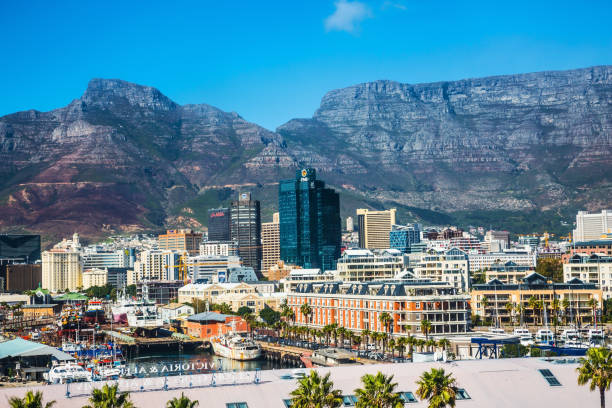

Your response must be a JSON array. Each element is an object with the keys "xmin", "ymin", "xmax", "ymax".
[
  {"xmin": 354, "ymin": 372, "xmax": 404, "ymax": 408},
  {"xmin": 426, "ymin": 339, "xmax": 437, "ymax": 353},
  {"xmin": 416, "ymin": 368, "xmax": 459, "ymax": 408},
  {"xmin": 437, "ymin": 338, "xmax": 451, "ymax": 352},
  {"xmin": 588, "ymin": 298, "xmax": 600, "ymax": 325},
  {"xmin": 300, "ymin": 303, "xmax": 312, "ymax": 324},
  {"xmin": 480, "ymin": 296, "xmax": 489, "ymax": 325},
  {"xmin": 505, "ymin": 302, "xmax": 515, "ymax": 326},
  {"xmin": 237, "ymin": 306, "xmax": 253, "ymax": 317},
  {"xmin": 125, "ymin": 284, "xmax": 137, "ymax": 297},
  {"xmin": 379, "ymin": 312, "xmax": 392, "ymax": 334},
  {"xmin": 83, "ymin": 383, "xmax": 134, "ymax": 408},
  {"xmin": 166, "ymin": 393, "xmax": 199, "ymax": 408},
  {"xmin": 8, "ymin": 390, "xmax": 55, "ymax": 408},
  {"xmin": 577, "ymin": 347, "xmax": 612, "ymax": 408},
  {"xmin": 536, "ymin": 258, "xmax": 563, "ymax": 282},
  {"xmin": 290, "ymin": 370, "xmax": 343, "ymax": 408},
  {"xmin": 421, "ymin": 320, "xmax": 432, "ymax": 339},
  {"xmin": 528, "ymin": 296, "xmax": 540, "ymax": 325},
  {"xmin": 260, "ymin": 305, "xmax": 281, "ymax": 325}
]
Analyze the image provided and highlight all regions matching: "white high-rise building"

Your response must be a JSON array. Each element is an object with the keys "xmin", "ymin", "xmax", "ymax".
[
  {"xmin": 133, "ymin": 250, "xmax": 165, "ymax": 281},
  {"xmin": 346, "ymin": 216, "xmax": 354, "ymax": 232},
  {"xmin": 186, "ymin": 255, "xmax": 241, "ymax": 283},
  {"xmin": 42, "ymin": 250, "xmax": 83, "ymax": 292},
  {"xmin": 573, "ymin": 210, "xmax": 612, "ymax": 242},
  {"xmin": 262, "ymin": 212, "xmax": 280, "ymax": 274}
]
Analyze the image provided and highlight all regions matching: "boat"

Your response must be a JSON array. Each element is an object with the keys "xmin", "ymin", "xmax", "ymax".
[
  {"xmin": 126, "ymin": 304, "xmax": 163, "ymax": 328},
  {"xmin": 536, "ymin": 329, "xmax": 554, "ymax": 345},
  {"xmin": 514, "ymin": 328, "xmax": 534, "ymax": 346},
  {"xmin": 561, "ymin": 328, "xmax": 579, "ymax": 342},
  {"xmin": 44, "ymin": 362, "xmax": 92, "ymax": 384},
  {"xmin": 488, "ymin": 327, "xmax": 505, "ymax": 335},
  {"xmin": 83, "ymin": 300, "xmax": 106, "ymax": 324},
  {"xmin": 588, "ymin": 328, "xmax": 605, "ymax": 344},
  {"xmin": 212, "ymin": 333, "xmax": 262, "ymax": 361}
]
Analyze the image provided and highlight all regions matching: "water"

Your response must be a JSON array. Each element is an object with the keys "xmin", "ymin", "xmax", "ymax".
[{"xmin": 125, "ymin": 351, "xmax": 290, "ymax": 378}]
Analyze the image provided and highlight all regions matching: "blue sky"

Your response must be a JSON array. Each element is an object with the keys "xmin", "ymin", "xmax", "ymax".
[{"xmin": 1, "ymin": 0, "xmax": 611, "ymax": 130}]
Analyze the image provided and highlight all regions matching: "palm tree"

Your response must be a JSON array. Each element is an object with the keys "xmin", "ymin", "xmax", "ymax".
[
  {"xmin": 588, "ymin": 298, "xmax": 599, "ymax": 325},
  {"xmin": 577, "ymin": 347, "xmax": 612, "ymax": 408},
  {"xmin": 416, "ymin": 339, "xmax": 426, "ymax": 353},
  {"xmin": 562, "ymin": 298, "xmax": 571, "ymax": 325},
  {"xmin": 505, "ymin": 302, "xmax": 514, "ymax": 326},
  {"xmin": 379, "ymin": 312, "xmax": 392, "ymax": 334},
  {"xmin": 528, "ymin": 296, "xmax": 540, "ymax": 326},
  {"xmin": 480, "ymin": 296, "xmax": 489, "ymax": 325},
  {"xmin": 354, "ymin": 372, "xmax": 404, "ymax": 408},
  {"xmin": 388, "ymin": 338, "xmax": 396, "ymax": 357},
  {"xmin": 362, "ymin": 329, "xmax": 371, "ymax": 348},
  {"xmin": 166, "ymin": 393, "xmax": 199, "ymax": 408},
  {"xmin": 300, "ymin": 303, "xmax": 312, "ymax": 325},
  {"xmin": 421, "ymin": 319, "xmax": 432, "ymax": 339},
  {"xmin": 416, "ymin": 368, "xmax": 459, "ymax": 408},
  {"xmin": 8, "ymin": 390, "xmax": 55, "ymax": 408},
  {"xmin": 426, "ymin": 338, "xmax": 437, "ymax": 353},
  {"xmin": 437, "ymin": 338, "xmax": 451, "ymax": 352},
  {"xmin": 396, "ymin": 337, "xmax": 407, "ymax": 359},
  {"xmin": 406, "ymin": 336, "xmax": 416, "ymax": 361},
  {"xmin": 290, "ymin": 370, "xmax": 343, "ymax": 408},
  {"xmin": 83, "ymin": 383, "xmax": 134, "ymax": 408}
]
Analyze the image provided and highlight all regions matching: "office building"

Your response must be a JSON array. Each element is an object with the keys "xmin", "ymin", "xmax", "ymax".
[
  {"xmin": 186, "ymin": 255, "xmax": 241, "ymax": 283},
  {"xmin": 231, "ymin": 192, "xmax": 262, "ymax": 275},
  {"xmin": 178, "ymin": 281, "xmax": 262, "ymax": 304},
  {"xmin": 200, "ymin": 241, "xmax": 238, "ymax": 257},
  {"xmin": 336, "ymin": 249, "xmax": 405, "ymax": 282},
  {"xmin": 106, "ymin": 268, "xmax": 129, "ymax": 290},
  {"xmin": 262, "ymin": 212, "xmax": 280, "ymax": 273},
  {"xmin": 484, "ymin": 230, "xmax": 510, "ymax": 250},
  {"xmin": 41, "ymin": 250, "xmax": 82, "ymax": 292},
  {"xmin": 563, "ymin": 253, "xmax": 612, "ymax": 299},
  {"xmin": 0, "ymin": 235, "xmax": 41, "ymax": 264},
  {"xmin": 356, "ymin": 208, "xmax": 396, "ymax": 250},
  {"xmin": 0, "ymin": 264, "xmax": 42, "ymax": 292},
  {"xmin": 519, "ymin": 235, "xmax": 540, "ymax": 250},
  {"xmin": 346, "ymin": 216, "xmax": 354, "ymax": 232},
  {"xmin": 573, "ymin": 210, "xmax": 612, "ymax": 242},
  {"xmin": 265, "ymin": 260, "xmax": 295, "ymax": 281},
  {"xmin": 158, "ymin": 229, "xmax": 202, "ymax": 256},
  {"xmin": 279, "ymin": 168, "xmax": 341, "ymax": 271},
  {"xmin": 389, "ymin": 224, "xmax": 421, "ymax": 253},
  {"xmin": 133, "ymin": 250, "xmax": 182, "ymax": 282},
  {"xmin": 82, "ymin": 268, "xmax": 108, "ymax": 289},
  {"xmin": 472, "ymin": 273, "xmax": 602, "ymax": 325},
  {"xmin": 137, "ymin": 280, "xmax": 183, "ymax": 304},
  {"xmin": 288, "ymin": 278, "xmax": 470, "ymax": 335},
  {"xmin": 412, "ymin": 248, "xmax": 470, "ymax": 293},
  {"xmin": 82, "ymin": 249, "xmax": 130, "ymax": 269},
  {"xmin": 162, "ymin": 250, "xmax": 188, "ymax": 281},
  {"xmin": 208, "ymin": 208, "xmax": 231, "ymax": 241}
]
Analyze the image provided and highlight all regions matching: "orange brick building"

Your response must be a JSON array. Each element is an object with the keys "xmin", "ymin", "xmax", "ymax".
[{"xmin": 185, "ymin": 312, "xmax": 248, "ymax": 339}]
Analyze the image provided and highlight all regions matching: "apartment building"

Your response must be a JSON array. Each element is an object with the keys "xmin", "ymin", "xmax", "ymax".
[
  {"xmin": 262, "ymin": 212, "xmax": 280, "ymax": 273},
  {"xmin": 186, "ymin": 255, "xmax": 241, "ymax": 283},
  {"xmin": 561, "ymin": 240, "xmax": 612, "ymax": 263},
  {"xmin": 82, "ymin": 268, "xmax": 107, "ymax": 289},
  {"xmin": 41, "ymin": 250, "xmax": 82, "ymax": 292},
  {"xmin": 336, "ymin": 249, "xmax": 405, "ymax": 282},
  {"xmin": 158, "ymin": 229, "xmax": 202, "ymax": 256},
  {"xmin": 132, "ymin": 250, "xmax": 165, "ymax": 281},
  {"xmin": 288, "ymin": 278, "xmax": 470, "ymax": 336},
  {"xmin": 356, "ymin": 208, "xmax": 396, "ymax": 250},
  {"xmin": 563, "ymin": 253, "xmax": 612, "ymax": 299},
  {"xmin": 484, "ymin": 261, "xmax": 534, "ymax": 284},
  {"xmin": 468, "ymin": 250, "xmax": 536, "ymax": 273},
  {"xmin": 472, "ymin": 273, "xmax": 602, "ymax": 325},
  {"xmin": 412, "ymin": 248, "xmax": 470, "ymax": 293},
  {"xmin": 573, "ymin": 210, "xmax": 612, "ymax": 242},
  {"xmin": 200, "ymin": 241, "xmax": 238, "ymax": 257}
]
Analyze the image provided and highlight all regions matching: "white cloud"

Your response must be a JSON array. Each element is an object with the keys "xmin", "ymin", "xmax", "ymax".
[{"xmin": 324, "ymin": 0, "xmax": 372, "ymax": 33}]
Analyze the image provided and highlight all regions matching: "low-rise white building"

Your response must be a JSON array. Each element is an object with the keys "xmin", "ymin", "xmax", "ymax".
[
  {"xmin": 412, "ymin": 248, "xmax": 470, "ymax": 292},
  {"xmin": 335, "ymin": 248, "xmax": 405, "ymax": 282},
  {"xmin": 468, "ymin": 249, "xmax": 536, "ymax": 273},
  {"xmin": 82, "ymin": 268, "xmax": 107, "ymax": 289},
  {"xmin": 158, "ymin": 303, "xmax": 195, "ymax": 324}
]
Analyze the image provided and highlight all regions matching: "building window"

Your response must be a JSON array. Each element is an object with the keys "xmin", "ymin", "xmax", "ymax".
[
  {"xmin": 399, "ymin": 392, "xmax": 418, "ymax": 403},
  {"xmin": 226, "ymin": 403, "xmax": 249, "ymax": 408},
  {"xmin": 342, "ymin": 395, "xmax": 358, "ymax": 406},
  {"xmin": 456, "ymin": 389, "xmax": 471, "ymax": 400}
]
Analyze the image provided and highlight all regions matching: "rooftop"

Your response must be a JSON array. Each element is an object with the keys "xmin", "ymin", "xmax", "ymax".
[
  {"xmin": 0, "ymin": 338, "xmax": 74, "ymax": 361},
  {"xmin": 186, "ymin": 311, "xmax": 232, "ymax": 323}
]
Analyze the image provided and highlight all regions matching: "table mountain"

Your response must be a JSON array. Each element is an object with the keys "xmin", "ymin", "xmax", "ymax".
[{"xmin": 1, "ymin": 66, "xmax": 611, "ymax": 239}]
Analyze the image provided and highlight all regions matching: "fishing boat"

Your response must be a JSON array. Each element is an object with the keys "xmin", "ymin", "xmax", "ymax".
[
  {"xmin": 212, "ymin": 333, "xmax": 262, "ymax": 361},
  {"xmin": 83, "ymin": 300, "xmax": 106, "ymax": 324}
]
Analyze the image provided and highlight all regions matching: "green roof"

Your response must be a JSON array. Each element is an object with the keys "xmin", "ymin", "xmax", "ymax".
[{"xmin": 53, "ymin": 292, "xmax": 88, "ymax": 301}]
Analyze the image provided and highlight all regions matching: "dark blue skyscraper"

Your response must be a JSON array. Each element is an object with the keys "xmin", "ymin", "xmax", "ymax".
[{"xmin": 279, "ymin": 169, "xmax": 341, "ymax": 271}]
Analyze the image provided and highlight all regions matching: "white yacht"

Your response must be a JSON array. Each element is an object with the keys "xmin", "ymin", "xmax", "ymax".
[
  {"xmin": 588, "ymin": 328, "xmax": 605, "ymax": 343},
  {"xmin": 44, "ymin": 362, "xmax": 92, "ymax": 384},
  {"xmin": 536, "ymin": 329, "xmax": 554, "ymax": 345},
  {"xmin": 212, "ymin": 333, "xmax": 262, "ymax": 361},
  {"xmin": 514, "ymin": 328, "xmax": 534, "ymax": 346},
  {"xmin": 489, "ymin": 327, "xmax": 505, "ymax": 335},
  {"xmin": 561, "ymin": 328, "xmax": 580, "ymax": 342}
]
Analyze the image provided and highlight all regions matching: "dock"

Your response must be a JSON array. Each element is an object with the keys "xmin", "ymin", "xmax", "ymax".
[
  {"xmin": 257, "ymin": 341, "xmax": 383, "ymax": 367},
  {"xmin": 103, "ymin": 331, "xmax": 202, "ymax": 355}
]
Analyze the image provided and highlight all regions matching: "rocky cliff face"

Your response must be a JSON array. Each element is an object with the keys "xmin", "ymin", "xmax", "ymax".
[{"xmin": 1, "ymin": 67, "xmax": 611, "ymax": 239}]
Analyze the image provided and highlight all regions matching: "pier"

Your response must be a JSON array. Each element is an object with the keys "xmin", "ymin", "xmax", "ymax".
[{"xmin": 103, "ymin": 331, "xmax": 202, "ymax": 356}]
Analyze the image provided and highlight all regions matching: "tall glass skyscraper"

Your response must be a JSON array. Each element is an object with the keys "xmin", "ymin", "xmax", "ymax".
[
  {"xmin": 231, "ymin": 193, "xmax": 262, "ymax": 276},
  {"xmin": 279, "ymin": 168, "xmax": 341, "ymax": 271},
  {"xmin": 389, "ymin": 224, "xmax": 421, "ymax": 253},
  {"xmin": 208, "ymin": 207, "xmax": 231, "ymax": 241}
]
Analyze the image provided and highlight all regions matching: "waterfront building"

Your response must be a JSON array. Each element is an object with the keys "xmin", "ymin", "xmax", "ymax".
[
  {"xmin": 21, "ymin": 304, "xmax": 61, "ymax": 319},
  {"xmin": 472, "ymin": 273, "xmax": 602, "ymax": 325},
  {"xmin": 41, "ymin": 250, "xmax": 82, "ymax": 292},
  {"xmin": 0, "ymin": 234, "xmax": 41, "ymax": 264},
  {"xmin": 356, "ymin": 208, "xmax": 396, "ymax": 250},
  {"xmin": 200, "ymin": 241, "xmax": 238, "ymax": 257},
  {"xmin": 412, "ymin": 248, "xmax": 470, "ymax": 292},
  {"xmin": 0, "ymin": 264, "xmax": 41, "ymax": 292},
  {"xmin": 186, "ymin": 255, "xmax": 241, "ymax": 283},
  {"xmin": 484, "ymin": 261, "xmax": 534, "ymax": 284},
  {"xmin": 389, "ymin": 224, "xmax": 421, "ymax": 253},
  {"xmin": 288, "ymin": 277, "xmax": 470, "ymax": 336},
  {"xmin": 214, "ymin": 291, "xmax": 285, "ymax": 314},
  {"xmin": 178, "ymin": 281, "xmax": 269, "ymax": 305},
  {"xmin": 573, "ymin": 210, "xmax": 612, "ymax": 242},
  {"xmin": 82, "ymin": 248, "xmax": 130, "ymax": 269},
  {"xmin": 261, "ymin": 212, "xmax": 280, "ymax": 273},
  {"xmin": 561, "ymin": 239, "xmax": 612, "ymax": 263},
  {"xmin": 185, "ymin": 312, "xmax": 248, "ymax": 339},
  {"xmin": 158, "ymin": 229, "xmax": 202, "ymax": 256},
  {"xmin": 280, "ymin": 268, "xmax": 336, "ymax": 293},
  {"xmin": 335, "ymin": 248, "xmax": 405, "ymax": 282},
  {"xmin": 158, "ymin": 303, "xmax": 195, "ymax": 324},
  {"xmin": 82, "ymin": 268, "xmax": 107, "ymax": 289},
  {"xmin": 468, "ymin": 250, "xmax": 536, "ymax": 273},
  {"xmin": 563, "ymin": 253, "xmax": 612, "ymax": 299},
  {"xmin": 231, "ymin": 192, "xmax": 262, "ymax": 276},
  {"xmin": 279, "ymin": 168, "xmax": 341, "ymax": 271},
  {"xmin": 207, "ymin": 208, "xmax": 231, "ymax": 241}
]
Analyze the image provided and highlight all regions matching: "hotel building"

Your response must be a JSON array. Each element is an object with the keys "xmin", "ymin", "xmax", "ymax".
[
  {"xmin": 468, "ymin": 250, "xmax": 536, "ymax": 273},
  {"xmin": 412, "ymin": 248, "xmax": 470, "ymax": 293},
  {"xmin": 573, "ymin": 210, "xmax": 612, "ymax": 242},
  {"xmin": 563, "ymin": 253, "xmax": 612, "ymax": 299},
  {"xmin": 336, "ymin": 248, "xmax": 405, "ymax": 282},
  {"xmin": 484, "ymin": 261, "xmax": 534, "ymax": 284},
  {"xmin": 158, "ymin": 229, "xmax": 202, "ymax": 256},
  {"xmin": 288, "ymin": 278, "xmax": 470, "ymax": 336},
  {"xmin": 41, "ymin": 249, "xmax": 82, "ymax": 292},
  {"xmin": 262, "ymin": 212, "xmax": 280, "ymax": 273}
]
